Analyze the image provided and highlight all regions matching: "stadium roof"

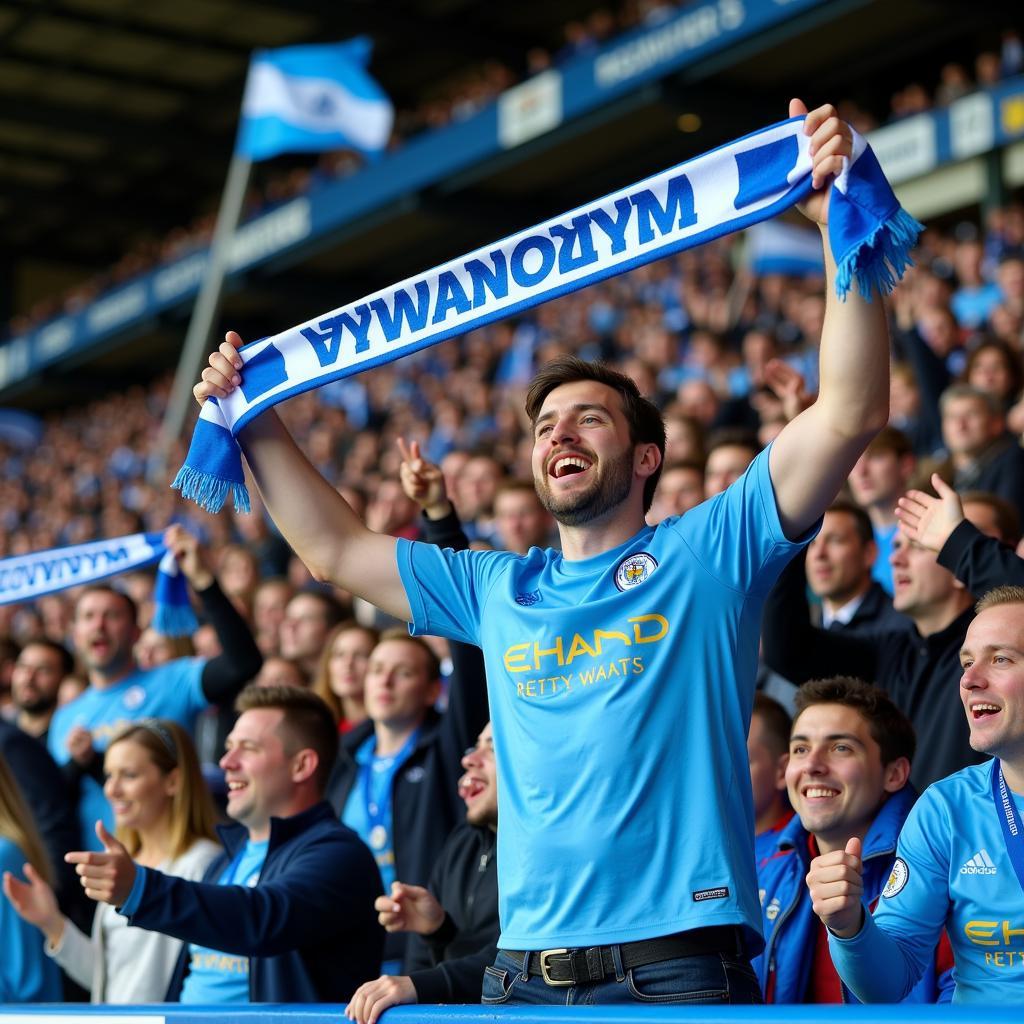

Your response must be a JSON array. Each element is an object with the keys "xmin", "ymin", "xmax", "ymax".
[{"xmin": 1, "ymin": 0, "xmax": 1017, "ymax": 407}]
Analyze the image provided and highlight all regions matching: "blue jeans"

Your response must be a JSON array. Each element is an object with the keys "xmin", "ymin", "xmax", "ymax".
[{"xmin": 482, "ymin": 948, "xmax": 763, "ymax": 1005}]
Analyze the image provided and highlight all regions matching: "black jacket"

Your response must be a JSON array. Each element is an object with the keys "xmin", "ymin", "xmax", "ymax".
[
  {"xmin": 761, "ymin": 530, "xmax": 1012, "ymax": 790},
  {"xmin": 952, "ymin": 433, "xmax": 1024, "ymax": 526},
  {"xmin": 811, "ymin": 580, "xmax": 911, "ymax": 636},
  {"xmin": 406, "ymin": 822, "xmax": 499, "ymax": 1003},
  {"xmin": 149, "ymin": 802, "xmax": 383, "ymax": 1002}
]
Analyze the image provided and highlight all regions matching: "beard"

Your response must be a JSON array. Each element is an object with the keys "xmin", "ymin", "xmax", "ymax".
[
  {"xmin": 535, "ymin": 448, "xmax": 634, "ymax": 527},
  {"xmin": 15, "ymin": 692, "xmax": 58, "ymax": 716}
]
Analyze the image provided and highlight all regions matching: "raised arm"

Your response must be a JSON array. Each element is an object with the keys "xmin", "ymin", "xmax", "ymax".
[
  {"xmin": 196, "ymin": 332, "xmax": 412, "ymax": 621},
  {"xmin": 768, "ymin": 100, "xmax": 890, "ymax": 539}
]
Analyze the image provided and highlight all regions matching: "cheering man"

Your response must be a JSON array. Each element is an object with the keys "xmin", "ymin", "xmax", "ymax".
[{"xmin": 194, "ymin": 100, "xmax": 891, "ymax": 1004}]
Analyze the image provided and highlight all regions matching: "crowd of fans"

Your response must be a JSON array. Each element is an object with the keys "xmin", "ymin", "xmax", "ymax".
[
  {"xmin": 7, "ymin": 13, "xmax": 1022, "ymax": 340},
  {"xmin": 2, "ymin": 17, "xmax": 1024, "ymax": 1008}
]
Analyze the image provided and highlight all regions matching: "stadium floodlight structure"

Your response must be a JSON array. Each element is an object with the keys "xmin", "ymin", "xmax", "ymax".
[{"xmin": 154, "ymin": 37, "xmax": 393, "ymax": 480}]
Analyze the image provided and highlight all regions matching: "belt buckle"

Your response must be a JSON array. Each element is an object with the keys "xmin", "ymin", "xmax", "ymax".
[{"xmin": 538, "ymin": 948, "xmax": 573, "ymax": 987}]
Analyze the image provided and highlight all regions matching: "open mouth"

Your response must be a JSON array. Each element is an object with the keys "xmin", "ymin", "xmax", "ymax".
[
  {"xmin": 802, "ymin": 785, "xmax": 839, "ymax": 800},
  {"xmin": 548, "ymin": 453, "xmax": 592, "ymax": 480},
  {"xmin": 227, "ymin": 780, "xmax": 248, "ymax": 795},
  {"xmin": 459, "ymin": 775, "xmax": 487, "ymax": 802},
  {"xmin": 971, "ymin": 703, "xmax": 1000, "ymax": 720}
]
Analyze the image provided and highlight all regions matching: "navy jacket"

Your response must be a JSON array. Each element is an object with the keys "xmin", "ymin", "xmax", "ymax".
[
  {"xmin": 128, "ymin": 802, "xmax": 383, "ymax": 1002},
  {"xmin": 753, "ymin": 788, "xmax": 952, "ymax": 1003}
]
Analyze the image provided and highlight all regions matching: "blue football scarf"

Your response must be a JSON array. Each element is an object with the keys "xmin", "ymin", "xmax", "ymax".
[
  {"xmin": 0, "ymin": 533, "xmax": 199, "ymax": 637},
  {"xmin": 175, "ymin": 115, "xmax": 922, "ymax": 515}
]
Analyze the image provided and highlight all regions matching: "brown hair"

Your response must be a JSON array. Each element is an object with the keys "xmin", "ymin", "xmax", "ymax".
[
  {"xmin": 525, "ymin": 355, "xmax": 666, "ymax": 513},
  {"xmin": 0, "ymin": 757, "xmax": 53, "ymax": 886},
  {"xmin": 752, "ymin": 693, "xmax": 792, "ymax": 760},
  {"xmin": 75, "ymin": 585, "xmax": 138, "ymax": 623},
  {"xmin": 235, "ymin": 684, "xmax": 339, "ymax": 793},
  {"xmin": 961, "ymin": 490, "xmax": 1021, "ymax": 547},
  {"xmin": 864, "ymin": 426, "xmax": 912, "ymax": 460},
  {"xmin": 825, "ymin": 500, "xmax": 875, "ymax": 546},
  {"xmin": 311, "ymin": 620, "xmax": 379, "ymax": 723},
  {"xmin": 377, "ymin": 627, "xmax": 442, "ymax": 683},
  {"xmin": 107, "ymin": 720, "xmax": 218, "ymax": 859},
  {"xmin": 794, "ymin": 676, "xmax": 916, "ymax": 766},
  {"xmin": 976, "ymin": 585, "xmax": 1024, "ymax": 615}
]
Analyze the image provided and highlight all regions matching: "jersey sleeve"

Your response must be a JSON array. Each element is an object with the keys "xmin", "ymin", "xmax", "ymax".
[
  {"xmin": 667, "ymin": 445, "xmax": 817, "ymax": 595},
  {"xmin": 396, "ymin": 538, "xmax": 511, "ymax": 644},
  {"xmin": 160, "ymin": 657, "xmax": 209, "ymax": 717},
  {"xmin": 829, "ymin": 791, "xmax": 953, "ymax": 1002}
]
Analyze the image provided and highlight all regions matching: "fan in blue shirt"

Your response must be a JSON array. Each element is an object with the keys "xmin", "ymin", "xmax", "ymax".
[
  {"xmin": 809, "ymin": 587, "xmax": 1024, "ymax": 1004},
  {"xmin": 190, "ymin": 98, "xmax": 893, "ymax": 1005}
]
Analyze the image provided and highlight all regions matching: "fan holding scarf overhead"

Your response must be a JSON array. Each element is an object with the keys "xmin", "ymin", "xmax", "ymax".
[{"xmin": 187, "ymin": 100, "xmax": 917, "ymax": 1006}]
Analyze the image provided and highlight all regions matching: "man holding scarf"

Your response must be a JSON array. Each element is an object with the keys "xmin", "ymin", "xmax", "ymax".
[{"xmin": 193, "ymin": 100, "xmax": 894, "ymax": 1004}]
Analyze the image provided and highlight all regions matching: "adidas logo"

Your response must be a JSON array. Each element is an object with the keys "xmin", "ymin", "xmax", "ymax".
[{"xmin": 960, "ymin": 849, "xmax": 998, "ymax": 876}]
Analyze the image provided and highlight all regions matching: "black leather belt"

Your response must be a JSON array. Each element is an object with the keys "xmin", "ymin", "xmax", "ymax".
[{"xmin": 503, "ymin": 926, "xmax": 746, "ymax": 987}]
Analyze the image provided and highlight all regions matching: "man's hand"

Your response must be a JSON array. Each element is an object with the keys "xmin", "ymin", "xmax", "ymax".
[
  {"xmin": 194, "ymin": 331, "xmax": 245, "ymax": 406},
  {"xmin": 66, "ymin": 725, "xmax": 96, "ymax": 767},
  {"xmin": 375, "ymin": 880, "xmax": 446, "ymax": 935},
  {"xmin": 65, "ymin": 821, "xmax": 137, "ymax": 907},
  {"xmin": 3, "ymin": 863, "xmax": 65, "ymax": 946},
  {"xmin": 895, "ymin": 473, "xmax": 964, "ymax": 553},
  {"xmin": 791, "ymin": 98, "xmax": 854, "ymax": 227},
  {"xmin": 397, "ymin": 438, "xmax": 452, "ymax": 521},
  {"xmin": 163, "ymin": 523, "xmax": 213, "ymax": 591},
  {"xmin": 806, "ymin": 836, "xmax": 865, "ymax": 938},
  {"xmin": 763, "ymin": 359, "xmax": 813, "ymax": 423},
  {"xmin": 345, "ymin": 975, "xmax": 417, "ymax": 1024}
]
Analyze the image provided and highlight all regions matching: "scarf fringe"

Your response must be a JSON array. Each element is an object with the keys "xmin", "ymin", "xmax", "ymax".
[
  {"xmin": 834, "ymin": 207, "xmax": 924, "ymax": 302},
  {"xmin": 151, "ymin": 598, "xmax": 199, "ymax": 637},
  {"xmin": 172, "ymin": 464, "xmax": 251, "ymax": 516}
]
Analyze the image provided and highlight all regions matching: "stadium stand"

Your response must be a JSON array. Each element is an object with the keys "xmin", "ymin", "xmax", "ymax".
[{"xmin": 2, "ymin": 0, "xmax": 1024, "ymax": 1012}]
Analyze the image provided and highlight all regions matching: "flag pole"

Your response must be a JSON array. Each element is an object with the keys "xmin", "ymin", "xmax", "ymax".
[{"xmin": 151, "ymin": 150, "xmax": 253, "ymax": 484}]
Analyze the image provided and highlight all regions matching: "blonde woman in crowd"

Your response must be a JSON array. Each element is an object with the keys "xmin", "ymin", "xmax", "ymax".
[
  {"xmin": 312, "ymin": 620, "xmax": 378, "ymax": 733},
  {"xmin": 0, "ymin": 756, "xmax": 62, "ymax": 1001},
  {"xmin": 3, "ymin": 719, "xmax": 220, "ymax": 1002}
]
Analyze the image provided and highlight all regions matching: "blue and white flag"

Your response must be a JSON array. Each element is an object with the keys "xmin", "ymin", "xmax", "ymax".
[
  {"xmin": 0, "ymin": 533, "xmax": 198, "ymax": 636},
  {"xmin": 745, "ymin": 221, "xmax": 825, "ymax": 277},
  {"xmin": 237, "ymin": 37, "xmax": 393, "ymax": 161},
  {"xmin": 176, "ymin": 115, "xmax": 923, "ymax": 515}
]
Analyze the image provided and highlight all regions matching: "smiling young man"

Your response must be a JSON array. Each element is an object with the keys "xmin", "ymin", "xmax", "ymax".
[
  {"xmin": 753, "ymin": 677, "xmax": 951, "ymax": 1003},
  {"xmin": 808, "ymin": 587, "xmax": 1024, "ymax": 1003},
  {"xmin": 65, "ymin": 685, "xmax": 383, "ymax": 1003},
  {"xmin": 194, "ymin": 101, "xmax": 890, "ymax": 1003}
]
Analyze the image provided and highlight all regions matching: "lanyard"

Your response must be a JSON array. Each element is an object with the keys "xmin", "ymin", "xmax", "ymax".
[
  {"xmin": 991, "ymin": 759, "xmax": 1024, "ymax": 896},
  {"xmin": 359, "ymin": 730, "xmax": 419, "ymax": 852}
]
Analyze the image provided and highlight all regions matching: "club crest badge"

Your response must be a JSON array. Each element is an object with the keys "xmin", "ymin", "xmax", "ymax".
[
  {"xmin": 614, "ymin": 552, "xmax": 658, "ymax": 591},
  {"xmin": 123, "ymin": 685, "xmax": 146, "ymax": 711},
  {"xmin": 882, "ymin": 857, "xmax": 909, "ymax": 898}
]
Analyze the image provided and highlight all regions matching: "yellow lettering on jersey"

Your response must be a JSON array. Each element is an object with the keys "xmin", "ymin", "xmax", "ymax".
[
  {"xmin": 965, "ymin": 921, "xmax": 1000, "ymax": 946},
  {"xmin": 631, "ymin": 614, "xmax": 668, "ymax": 643},
  {"xmin": 504, "ymin": 643, "xmax": 531, "ymax": 673},
  {"xmin": 532, "ymin": 636, "xmax": 565, "ymax": 668}
]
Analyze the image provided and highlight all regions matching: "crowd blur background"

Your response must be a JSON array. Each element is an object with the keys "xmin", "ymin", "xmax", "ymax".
[{"xmin": 1, "ymin": 0, "xmax": 1024, "ymax": 1004}]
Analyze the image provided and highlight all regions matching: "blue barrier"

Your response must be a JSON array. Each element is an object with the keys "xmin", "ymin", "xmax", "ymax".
[{"xmin": 0, "ymin": 1006, "xmax": 1020, "ymax": 1023}]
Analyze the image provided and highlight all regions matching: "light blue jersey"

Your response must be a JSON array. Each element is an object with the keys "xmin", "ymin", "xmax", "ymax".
[
  {"xmin": 0, "ymin": 839, "xmax": 62, "ymax": 1002},
  {"xmin": 48, "ymin": 658, "xmax": 207, "ymax": 848},
  {"xmin": 179, "ymin": 839, "xmax": 268, "ymax": 1004},
  {"xmin": 871, "ymin": 522, "xmax": 897, "ymax": 595},
  {"xmin": 397, "ymin": 447, "xmax": 811, "ymax": 951},
  {"xmin": 830, "ymin": 760, "xmax": 1024, "ymax": 1003}
]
